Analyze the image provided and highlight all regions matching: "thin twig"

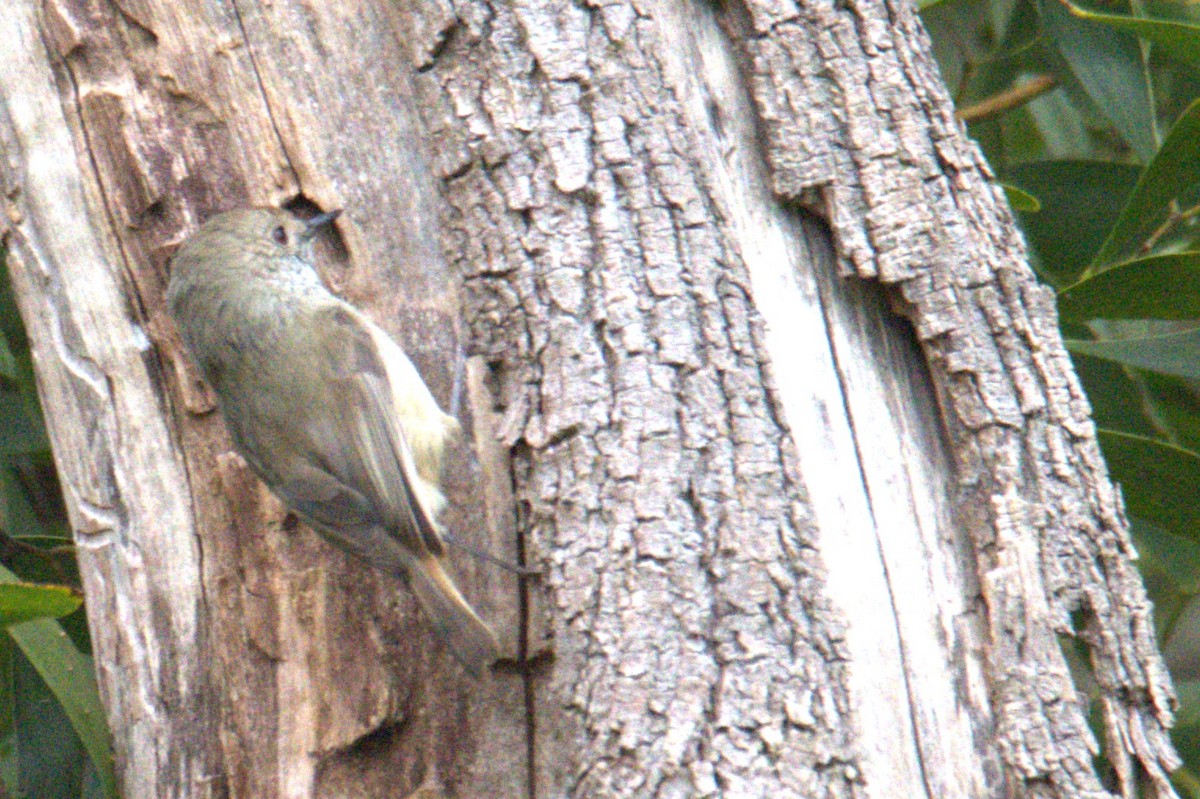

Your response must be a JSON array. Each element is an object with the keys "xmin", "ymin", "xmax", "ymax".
[{"xmin": 957, "ymin": 75, "xmax": 1057, "ymax": 124}]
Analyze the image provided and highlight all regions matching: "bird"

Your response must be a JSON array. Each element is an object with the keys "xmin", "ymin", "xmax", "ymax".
[{"xmin": 166, "ymin": 206, "xmax": 499, "ymax": 676}]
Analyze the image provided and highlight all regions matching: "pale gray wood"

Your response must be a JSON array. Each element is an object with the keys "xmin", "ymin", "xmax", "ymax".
[
  {"xmin": 740, "ymin": 0, "xmax": 1180, "ymax": 795},
  {"xmin": 1, "ymin": 0, "xmax": 524, "ymax": 797},
  {"xmin": 0, "ymin": 6, "xmax": 219, "ymax": 797}
]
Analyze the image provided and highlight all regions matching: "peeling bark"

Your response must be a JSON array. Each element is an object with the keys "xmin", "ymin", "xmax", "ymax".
[
  {"xmin": 2, "ymin": 1, "xmax": 523, "ymax": 797},
  {"xmin": 735, "ymin": 0, "xmax": 1179, "ymax": 795},
  {"xmin": 0, "ymin": 0, "xmax": 1177, "ymax": 798}
]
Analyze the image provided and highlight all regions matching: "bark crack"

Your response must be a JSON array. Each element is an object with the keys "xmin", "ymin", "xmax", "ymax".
[
  {"xmin": 227, "ymin": 0, "xmax": 300, "ymax": 195},
  {"xmin": 814, "ymin": 270, "xmax": 941, "ymax": 799}
]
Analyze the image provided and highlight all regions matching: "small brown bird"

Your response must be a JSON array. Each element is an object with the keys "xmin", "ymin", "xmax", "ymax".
[{"xmin": 167, "ymin": 206, "xmax": 499, "ymax": 675}]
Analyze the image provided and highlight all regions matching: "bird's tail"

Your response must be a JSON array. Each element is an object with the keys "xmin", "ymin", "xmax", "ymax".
[{"xmin": 409, "ymin": 555, "xmax": 500, "ymax": 676}]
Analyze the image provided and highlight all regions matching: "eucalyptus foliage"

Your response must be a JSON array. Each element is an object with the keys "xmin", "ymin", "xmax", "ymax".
[{"xmin": 923, "ymin": 0, "xmax": 1200, "ymax": 790}]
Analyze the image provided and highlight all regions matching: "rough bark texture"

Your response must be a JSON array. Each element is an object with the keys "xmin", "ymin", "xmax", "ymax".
[
  {"xmin": 736, "ymin": 0, "xmax": 1180, "ymax": 796},
  {"xmin": 1, "ymin": 1, "xmax": 524, "ymax": 797},
  {"xmin": 0, "ymin": 0, "xmax": 1179, "ymax": 798},
  {"xmin": 409, "ymin": 1, "xmax": 866, "ymax": 795}
]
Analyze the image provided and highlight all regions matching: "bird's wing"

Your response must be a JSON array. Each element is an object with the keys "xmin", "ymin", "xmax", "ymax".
[{"xmin": 273, "ymin": 302, "xmax": 445, "ymax": 558}]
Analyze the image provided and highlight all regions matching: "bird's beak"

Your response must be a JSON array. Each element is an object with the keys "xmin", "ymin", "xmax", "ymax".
[{"xmin": 300, "ymin": 209, "xmax": 343, "ymax": 242}]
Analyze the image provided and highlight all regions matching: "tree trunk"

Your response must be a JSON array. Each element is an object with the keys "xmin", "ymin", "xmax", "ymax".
[{"xmin": 0, "ymin": 0, "xmax": 1179, "ymax": 797}]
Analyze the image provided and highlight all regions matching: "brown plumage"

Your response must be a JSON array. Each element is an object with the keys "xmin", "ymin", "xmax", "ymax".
[{"xmin": 167, "ymin": 206, "xmax": 498, "ymax": 675}]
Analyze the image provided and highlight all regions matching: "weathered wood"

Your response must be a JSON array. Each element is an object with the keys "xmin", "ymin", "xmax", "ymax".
[
  {"xmin": 1, "ymin": 6, "xmax": 219, "ymax": 794},
  {"xmin": 737, "ymin": 0, "xmax": 1179, "ymax": 794},
  {"xmin": 407, "ymin": 0, "xmax": 1177, "ymax": 794},
  {"xmin": 2, "ymin": 1, "xmax": 523, "ymax": 797},
  {"xmin": 0, "ymin": 0, "xmax": 1177, "ymax": 797}
]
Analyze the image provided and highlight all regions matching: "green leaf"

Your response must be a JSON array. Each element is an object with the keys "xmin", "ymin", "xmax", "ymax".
[
  {"xmin": 1090, "ymin": 98, "xmax": 1200, "ymax": 271},
  {"xmin": 1005, "ymin": 160, "xmax": 1141, "ymax": 285},
  {"xmin": 1, "ymin": 461, "xmax": 71, "ymax": 546},
  {"xmin": 0, "ymin": 635, "xmax": 15, "ymax": 797},
  {"xmin": 14, "ymin": 647, "xmax": 87, "ymax": 799},
  {"xmin": 0, "ymin": 257, "xmax": 29, "ymax": 354},
  {"xmin": 0, "ymin": 335, "xmax": 15, "ymax": 383},
  {"xmin": 1098, "ymin": 429, "xmax": 1200, "ymax": 539},
  {"xmin": 1002, "ymin": 182, "xmax": 1042, "ymax": 211},
  {"xmin": 1177, "ymin": 679, "xmax": 1200, "ymax": 730},
  {"xmin": 1135, "ymin": 519, "xmax": 1200, "ymax": 592},
  {"xmin": 1060, "ymin": 0, "xmax": 1200, "ymax": 68},
  {"xmin": 1069, "ymin": 352, "xmax": 1159, "ymax": 436},
  {"xmin": 0, "ymin": 397, "xmax": 49, "ymax": 457},
  {"xmin": 1145, "ymin": 0, "xmax": 1200, "ymax": 25},
  {"xmin": 1038, "ymin": 0, "xmax": 1157, "ymax": 162},
  {"xmin": 0, "ymin": 566, "xmax": 114, "ymax": 798},
  {"xmin": 1066, "ymin": 322, "xmax": 1200, "ymax": 379},
  {"xmin": 917, "ymin": 0, "xmax": 958, "ymax": 11},
  {"xmin": 0, "ymin": 584, "xmax": 81, "ymax": 627},
  {"xmin": 1169, "ymin": 681, "xmax": 1200, "ymax": 787},
  {"xmin": 1059, "ymin": 252, "xmax": 1200, "ymax": 319},
  {"xmin": 1, "ymin": 469, "xmax": 49, "ymax": 548},
  {"xmin": 1024, "ymin": 82, "xmax": 1096, "ymax": 160},
  {"xmin": 1138, "ymin": 371, "xmax": 1200, "ymax": 454}
]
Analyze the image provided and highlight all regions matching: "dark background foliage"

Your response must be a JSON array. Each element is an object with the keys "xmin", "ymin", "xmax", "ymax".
[{"xmin": 925, "ymin": 0, "xmax": 1200, "ymax": 791}]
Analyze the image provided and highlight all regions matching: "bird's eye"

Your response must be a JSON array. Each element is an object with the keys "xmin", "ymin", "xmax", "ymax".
[{"xmin": 272, "ymin": 226, "xmax": 288, "ymax": 246}]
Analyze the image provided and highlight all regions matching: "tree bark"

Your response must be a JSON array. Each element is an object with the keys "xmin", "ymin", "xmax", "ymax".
[{"xmin": 0, "ymin": 0, "xmax": 1179, "ymax": 798}]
